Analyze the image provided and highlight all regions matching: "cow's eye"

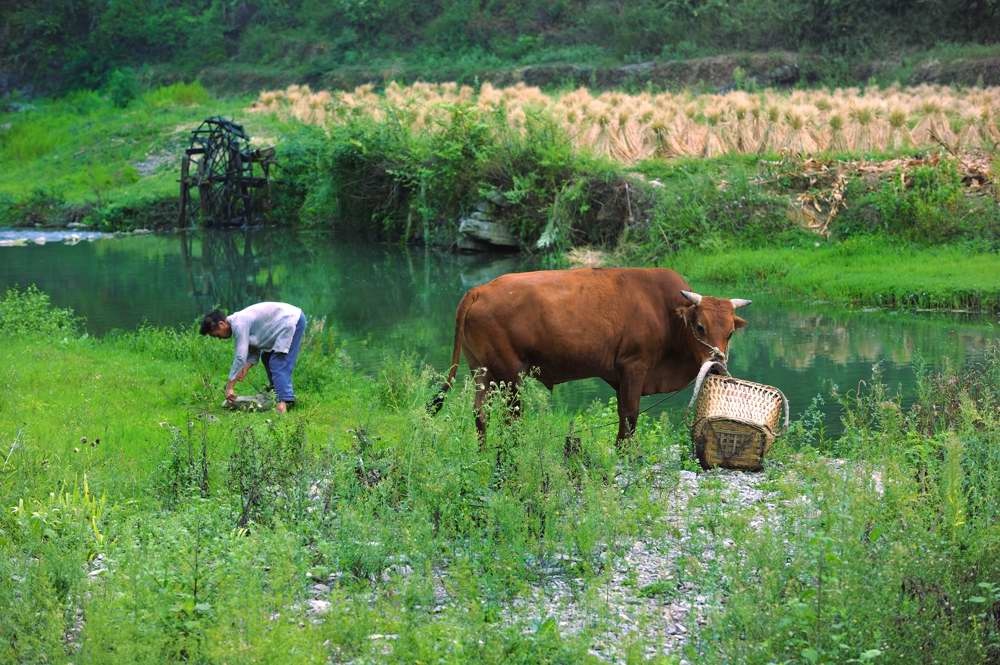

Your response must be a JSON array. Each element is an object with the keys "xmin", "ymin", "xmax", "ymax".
[
  {"xmin": 696, "ymin": 323, "xmax": 706, "ymax": 336},
  {"xmin": 728, "ymin": 330, "xmax": 734, "ymax": 339}
]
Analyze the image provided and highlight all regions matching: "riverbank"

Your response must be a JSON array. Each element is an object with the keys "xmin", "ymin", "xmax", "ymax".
[
  {"xmin": 1, "ymin": 288, "xmax": 997, "ymax": 663},
  {"xmin": 665, "ymin": 238, "xmax": 1000, "ymax": 313}
]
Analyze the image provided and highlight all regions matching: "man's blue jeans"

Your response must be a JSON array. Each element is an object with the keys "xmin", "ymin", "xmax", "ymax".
[{"xmin": 264, "ymin": 313, "xmax": 306, "ymax": 403}]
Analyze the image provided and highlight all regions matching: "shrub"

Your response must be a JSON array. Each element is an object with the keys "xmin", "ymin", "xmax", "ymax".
[
  {"xmin": 834, "ymin": 161, "xmax": 1000, "ymax": 248},
  {"xmin": 0, "ymin": 286, "xmax": 79, "ymax": 337},
  {"xmin": 106, "ymin": 68, "xmax": 140, "ymax": 108},
  {"xmin": 228, "ymin": 421, "xmax": 308, "ymax": 528},
  {"xmin": 642, "ymin": 162, "xmax": 800, "ymax": 256}
]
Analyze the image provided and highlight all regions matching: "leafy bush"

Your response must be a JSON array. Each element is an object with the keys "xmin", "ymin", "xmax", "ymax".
[
  {"xmin": 296, "ymin": 105, "xmax": 651, "ymax": 249},
  {"xmin": 834, "ymin": 161, "xmax": 1000, "ymax": 247},
  {"xmin": 228, "ymin": 421, "xmax": 308, "ymax": 528},
  {"xmin": 640, "ymin": 161, "xmax": 802, "ymax": 257},
  {"xmin": 0, "ymin": 286, "xmax": 79, "ymax": 337},
  {"xmin": 268, "ymin": 123, "xmax": 330, "ymax": 224},
  {"xmin": 155, "ymin": 421, "xmax": 211, "ymax": 507}
]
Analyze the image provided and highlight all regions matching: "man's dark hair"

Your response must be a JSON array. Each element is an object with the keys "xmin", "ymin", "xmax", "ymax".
[{"xmin": 199, "ymin": 309, "xmax": 227, "ymax": 335}]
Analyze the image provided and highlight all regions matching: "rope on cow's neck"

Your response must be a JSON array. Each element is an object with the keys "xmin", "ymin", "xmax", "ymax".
[{"xmin": 693, "ymin": 335, "xmax": 725, "ymax": 362}]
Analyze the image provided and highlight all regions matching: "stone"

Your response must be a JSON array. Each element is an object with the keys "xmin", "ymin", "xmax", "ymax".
[
  {"xmin": 307, "ymin": 599, "xmax": 331, "ymax": 615},
  {"xmin": 456, "ymin": 234, "xmax": 492, "ymax": 252},
  {"xmin": 223, "ymin": 393, "xmax": 273, "ymax": 411},
  {"xmin": 458, "ymin": 216, "xmax": 518, "ymax": 248}
]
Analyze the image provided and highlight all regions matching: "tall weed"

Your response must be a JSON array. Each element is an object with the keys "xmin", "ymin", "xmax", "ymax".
[{"xmin": 695, "ymin": 344, "xmax": 1000, "ymax": 663}]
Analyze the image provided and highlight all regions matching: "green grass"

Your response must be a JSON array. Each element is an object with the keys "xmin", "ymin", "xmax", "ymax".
[
  {"xmin": 0, "ymin": 287, "xmax": 682, "ymax": 662},
  {"xmin": 667, "ymin": 238, "xmax": 1000, "ymax": 312},
  {"xmin": 0, "ymin": 83, "xmax": 294, "ymax": 229},
  {"xmin": 2, "ymin": 287, "xmax": 998, "ymax": 662}
]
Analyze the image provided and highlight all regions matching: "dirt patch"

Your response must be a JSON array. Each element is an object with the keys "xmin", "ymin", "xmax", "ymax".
[
  {"xmin": 197, "ymin": 53, "xmax": 824, "ymax": 94},
  {"xmin": 189, "ymin": 52, "xmax": 1000, "ymax": 96}
]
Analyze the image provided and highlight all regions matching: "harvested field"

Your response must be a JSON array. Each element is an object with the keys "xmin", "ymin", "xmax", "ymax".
[{"xmin": 250, "ymin": 82, "xmax": 1000, "ymax": 161}]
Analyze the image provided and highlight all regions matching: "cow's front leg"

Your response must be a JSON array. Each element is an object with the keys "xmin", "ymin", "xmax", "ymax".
[{"xmin": 615, "ymin": 367, "xmax": 645, "ymax": 447}]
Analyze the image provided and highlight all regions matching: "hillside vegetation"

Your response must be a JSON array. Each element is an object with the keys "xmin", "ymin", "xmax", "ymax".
[{"xmin": 3, "ymin": 1, "xmax": 1000, "ymax": 94}]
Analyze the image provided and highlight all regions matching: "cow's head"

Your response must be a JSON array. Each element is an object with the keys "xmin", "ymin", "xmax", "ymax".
[{"xmin": 675, "ymin": 290, "xmax": 750, "ymax": 366}]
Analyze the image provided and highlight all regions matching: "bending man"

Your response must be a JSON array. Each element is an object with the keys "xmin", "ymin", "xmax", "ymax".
[{"xmin": 200, "ymin": 302, "xmax": 307, "ymax": 413}]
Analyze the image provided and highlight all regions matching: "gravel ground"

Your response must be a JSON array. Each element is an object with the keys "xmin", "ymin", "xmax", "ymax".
[
  {"xmin": 501, "ymin": 468, "xmax": 775, "ymax": 663},
  {"xmin": 57, "ymin": 458, "xmax": 881, "ymax": 660},
  {"xmin": 303, "ymin": 466, "xmax": 778, "ymax": 662}
]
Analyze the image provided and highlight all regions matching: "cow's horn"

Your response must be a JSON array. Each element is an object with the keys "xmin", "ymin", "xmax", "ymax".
[
  {"xmin": 680, "ymin": 290, "xmax": 702, "ymax": 305},
  {"xmin": 731, "ymin": 298, "xmax": 752, "ymax": 309}
]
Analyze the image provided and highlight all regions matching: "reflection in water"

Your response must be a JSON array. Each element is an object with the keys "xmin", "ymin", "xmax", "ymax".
[
  {"xmin": 1, "ymin": 228, "xmax": 994, "ymax": 427},
  {"xmin": 180, "ymin": 230, "xmax": 276, "ymax": 312}
]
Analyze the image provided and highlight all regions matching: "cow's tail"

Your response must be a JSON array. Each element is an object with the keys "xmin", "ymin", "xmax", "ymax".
[{"xmin": 426, "ymin": 289, "xmax": 476, "ymax": 414}]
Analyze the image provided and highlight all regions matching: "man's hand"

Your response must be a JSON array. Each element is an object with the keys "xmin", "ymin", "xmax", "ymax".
[{"xmin": 225, "ymin": 382, "xmax": 237, "ymax": 403}]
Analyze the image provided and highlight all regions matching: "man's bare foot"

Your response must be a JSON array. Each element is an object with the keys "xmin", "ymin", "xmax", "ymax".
[{"xmin": 276, "ymin": 401, "xmax": 287, "ymax": 414}]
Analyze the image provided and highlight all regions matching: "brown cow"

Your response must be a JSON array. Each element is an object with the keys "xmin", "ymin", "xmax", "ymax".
[{"xmin": 428, "ymin": 267, "xmax": 750, "ymax": 443}]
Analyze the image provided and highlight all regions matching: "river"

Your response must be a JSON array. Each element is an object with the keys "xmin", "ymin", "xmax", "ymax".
[{"xmin": 1, "ymin": 228, "xmax": 994, "ymax": 430}]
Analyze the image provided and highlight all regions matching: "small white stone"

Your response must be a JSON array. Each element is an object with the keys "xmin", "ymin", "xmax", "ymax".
[{"xmin": 307, "ymin": 599, "xmax": 331, "ymax": 615}]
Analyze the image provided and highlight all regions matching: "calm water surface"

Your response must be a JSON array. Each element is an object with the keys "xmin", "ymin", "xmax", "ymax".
[{"xmin": 2, "ymin": 228, "xmax": 995, "ymax": 428}]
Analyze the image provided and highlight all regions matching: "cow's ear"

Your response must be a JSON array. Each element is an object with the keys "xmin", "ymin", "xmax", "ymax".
[
  {"xmin": 674, "ymin": 305, "xmax": 696, "ymax": 323},
  {"xmin": 734, "ymin": 315, "xmax": 747, "ymax": 329}
]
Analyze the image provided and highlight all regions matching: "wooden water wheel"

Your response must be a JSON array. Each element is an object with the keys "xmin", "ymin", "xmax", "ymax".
[{"xmin": 178, "ymin": 117, "xmax": 275, "ymax": 227}]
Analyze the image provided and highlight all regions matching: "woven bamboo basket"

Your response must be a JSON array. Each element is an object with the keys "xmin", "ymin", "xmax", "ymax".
[{"xmin": 690, "ymin": 371, "xmax": 789, "ymax": 471}]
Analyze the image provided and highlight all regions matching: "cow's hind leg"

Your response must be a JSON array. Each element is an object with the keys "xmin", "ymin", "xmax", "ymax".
[
  {"xmin": 475, "ymin": 374, "xmax": 523, "ymax": 446},
  {"xmin": 472, "ymin": 367, "xmax": 492, "ymax": 445}
]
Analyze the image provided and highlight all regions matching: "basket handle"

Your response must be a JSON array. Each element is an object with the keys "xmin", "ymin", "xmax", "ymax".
[
  {"xmin": 687, "ymin": 360, "xmax": 791, "ymax": 434},
  {"xmin": 775, "ymin": 386, "xmax": 790, "ymax": 433},
  {"xmin": 687, "ymin": 360, "xmax": 729, "ymax": 408}
]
